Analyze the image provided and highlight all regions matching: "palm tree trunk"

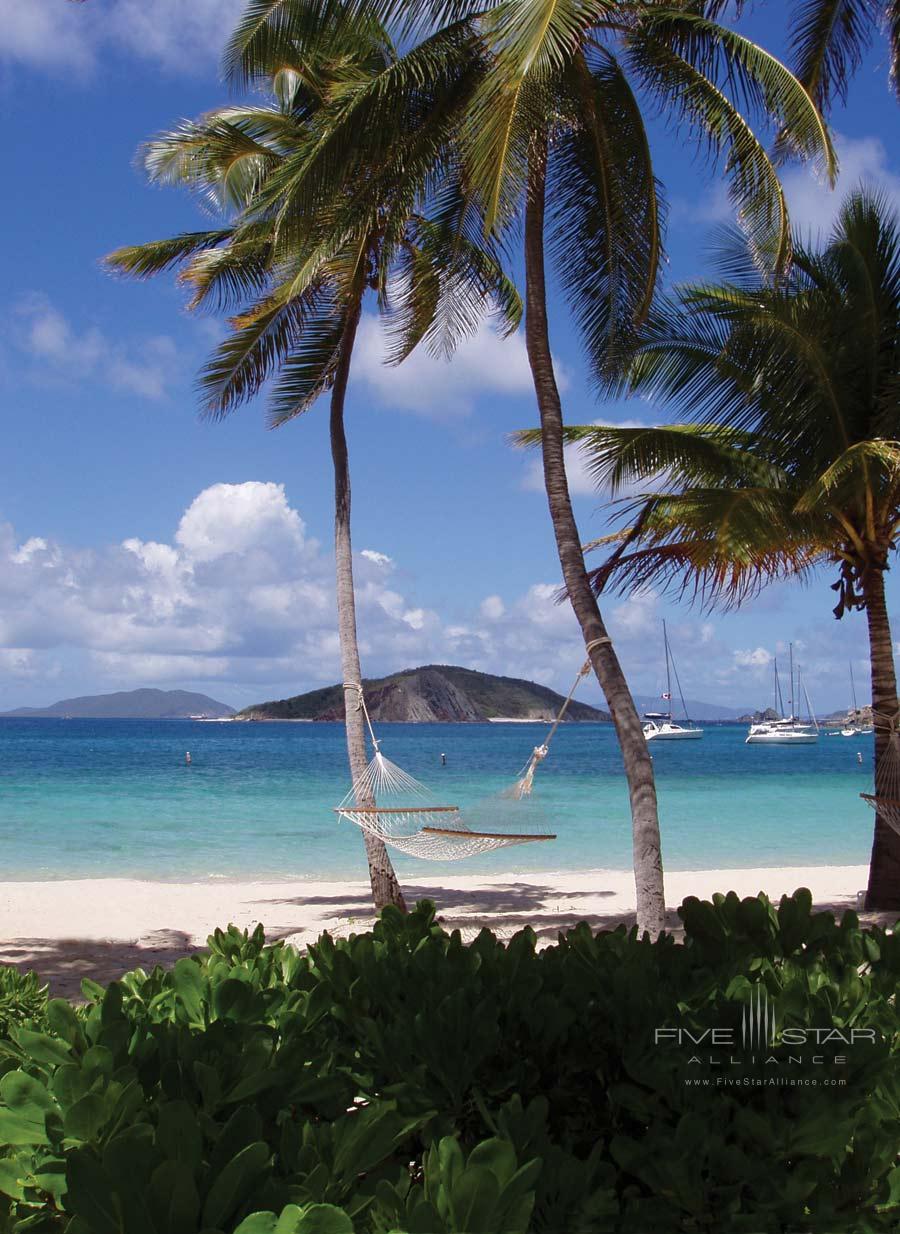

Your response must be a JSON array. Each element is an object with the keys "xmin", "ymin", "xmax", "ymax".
[
  {"xmin": 523, "ymin": 144, "xmax": 665, "ymax": 936},
  {"xmin": 863, "ymin": 563, "xmax": 900, "ymax": 910},
  {"xmin": 331, "ymin": 300, "xmax": 406, "ymax": 913}
]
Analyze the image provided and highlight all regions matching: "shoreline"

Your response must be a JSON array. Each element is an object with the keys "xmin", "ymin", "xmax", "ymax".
[{"xmin": 0, "ymin": 865, "xmax": 873, "ymax": 998}]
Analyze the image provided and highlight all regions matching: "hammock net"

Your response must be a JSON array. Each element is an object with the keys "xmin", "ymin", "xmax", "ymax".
[
  {"xmin": 861, "ymin": 709, "xmax": 900, "ymax": 835},
  {"xmin": 335, "ymin": 748, "xmax": 556, "ymax": 860},
  {"xmin": 332, "ymin": 660, "xmax": 597, "ymax": 861}
]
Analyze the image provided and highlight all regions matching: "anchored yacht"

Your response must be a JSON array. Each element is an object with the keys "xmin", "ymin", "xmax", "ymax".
[
  {"xmin": 746, "ymin": 647, "xmax": 819, "ymax": 744},
  {"xmin": 643, "ymin": 622, "xmax": 703, "ymax": 742}
]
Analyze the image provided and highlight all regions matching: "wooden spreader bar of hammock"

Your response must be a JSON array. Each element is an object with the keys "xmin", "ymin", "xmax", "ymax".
[
  {"xmin": 421, "ymin": 827, "xmax": 556, "ymax": 841},
  {"xmin": 861, "ymin": 793, "xmax": 900, "ymax": 808},
  {"xmin": 334, "ymin": 806, "xmax": 460, "ymax": 814}
]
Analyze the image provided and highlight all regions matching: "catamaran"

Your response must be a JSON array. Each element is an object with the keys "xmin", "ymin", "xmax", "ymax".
[
  {"xmin": 746, "ymin": 646, "xmax": 819, "ymax": 744},
  {"xmin": 643, "ymin": 621, "xmax": 703, "ymax": 741}
]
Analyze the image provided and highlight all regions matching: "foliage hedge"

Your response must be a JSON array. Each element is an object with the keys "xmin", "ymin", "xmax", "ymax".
[{"xmin": 0, "ymin": 891, "xmax": 898, "ymax": 1233}]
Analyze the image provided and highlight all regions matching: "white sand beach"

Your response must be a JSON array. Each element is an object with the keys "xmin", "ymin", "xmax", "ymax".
[{"xmin": 0, "ymin": 865, "xmax": 875, "ymax": 998}]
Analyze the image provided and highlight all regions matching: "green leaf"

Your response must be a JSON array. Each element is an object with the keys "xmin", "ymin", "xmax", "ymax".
[
  {"xmin": 0, "ymin": 1156, "xmax": 27, "ymax": 1201},
  {"xmin": 64, "ymin": 1093, "xmax": 110, "ymax": 1143},
  {"xmin": 149, "ymin": 1160, "xmax": 202, "ymax": 1234},
  {"xmin": 13, "ymin": 1030, "xmax": 73, "ymax": 1070},
  {"xmin": 172, "ymin": 959, "xmax": 208, "ymax": 1024},
  {"xmin": 234, "ymin": 1206, "xmax": 355, "ymax": 1234},
  {"xmin": 234, "ymin": 1216, "xmax": 277, "ymax": 1234},
  {"xmin": 201, "ymin": 1141, "xmax": 270, "ymax": 1229},
  {"xmin": 157, "ymin": 1100, "xmax": 203, "ymax": 1169},
  {"xmin": 65, "ymin": 1149, "xmax": 122, "ymax": 1234},
  {"xmin": 46, "ymin": 999, "xmax": 82, "ymax": 1046},
  {"xmin": 275, "ymin": 1205, "xmax": 354, "ymax": 1234}
]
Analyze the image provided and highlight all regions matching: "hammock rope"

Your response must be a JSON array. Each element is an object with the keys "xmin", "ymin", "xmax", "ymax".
[
  {"xmin": 333, "ymin": 652, "xmax": 604, "ymax": 860},
  {"xmin": 861, "ymin": 707, "xmax": 900, "ymax": 835}
]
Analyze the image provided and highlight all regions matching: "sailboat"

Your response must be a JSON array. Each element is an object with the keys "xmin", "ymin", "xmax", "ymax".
[
  {"xmin": 643, "ymin": 621, "xmax": 703, "ymax": 741},
  {"xmin": 840, "ymin": 662, "xmax": 873, "ymax": 736},
  {"xmin": 746, "ymin": 646, "xmax": 819, "ymax": 744}
]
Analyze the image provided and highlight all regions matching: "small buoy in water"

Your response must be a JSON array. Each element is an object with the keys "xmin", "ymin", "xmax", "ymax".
[
  {"xmin": 440, "ymin": 752, "xmax": 447, "ymax": 766},
  {"xmin": 185, "ymin": 751, "xmax": 192, "ymax": 765},
  {"xmin": 857, "ymin": 751, "xmax": 863, "ymax": 764}
]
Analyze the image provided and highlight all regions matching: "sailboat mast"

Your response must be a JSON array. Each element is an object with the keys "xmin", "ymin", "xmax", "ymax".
[
  {"xmin": 788, "ymin": 643, "xmax": 795, "ymax": 722},
  {"xmin": 850, "ymin": 661, "xmax": 858, "ymax": 719},
  {"xmin": 773, "ymin": 656, "xmax": 780, "ymax": 716},
  {"xmin": 663, "ymin": 620, "xmax": 672, "ymax": 719}
]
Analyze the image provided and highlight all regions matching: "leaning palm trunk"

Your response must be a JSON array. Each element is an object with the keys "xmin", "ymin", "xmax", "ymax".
[
  {"xmin": 524, "ymin": 149, "xmax": 665, "ymax": 936},
  {"xmin": 330, "ymin": 304, "xmax": 406, "ymax": 912},
  {"xmin": 864, "ymin": 564, "xmax": 900, "ymax": 910}
]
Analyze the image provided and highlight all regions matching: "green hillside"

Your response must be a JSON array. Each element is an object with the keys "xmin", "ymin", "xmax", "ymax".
[{"xmin": 237, "ymin": 664, "xmax": 609, "ymax": 723}]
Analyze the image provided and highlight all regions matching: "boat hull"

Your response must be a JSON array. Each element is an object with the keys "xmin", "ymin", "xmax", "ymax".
[
  {"xmin": 745, "ymin": 731, "xmax": 818, "ymax": 745},
  {"xmin": 644, "ymin": 727, "xmax": 704, "ymax": 741}
]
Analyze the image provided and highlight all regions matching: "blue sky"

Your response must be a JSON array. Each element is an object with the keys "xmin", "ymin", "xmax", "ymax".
[{"xmin": 0, "ymin": 0, "xmax": 898, "ymax": 713}]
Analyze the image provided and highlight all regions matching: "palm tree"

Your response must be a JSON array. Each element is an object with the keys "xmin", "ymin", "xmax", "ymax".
[
  {"xmin": 106, "ymin": 7, "xmax": 518, "ymax": 912},
  {"xmin": 266, "ymin": 0, "xmax": 836, "ymax": 933},
  {"xmin": 559, "ymin": 190, "xmax": 900, "ymax": 909}
]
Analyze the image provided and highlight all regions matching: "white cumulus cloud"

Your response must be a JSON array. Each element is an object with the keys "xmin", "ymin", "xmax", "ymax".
[
  {"xmin": 352, "ymin": 316, "xmax": 565, "ymax": 418},
  {"xmin": 0, "ymin": 481, "xmax": 874, "ymax": 712},
  {"xmin": 175, "ymin": 482, "xmax": 307, "ymax": 564},
  {"xmin": 733, "ymin": 647, "xmax": 774, "ymax": 670},
  {"xmin": 0, "ymin": 0, "xmax": 245, "ymax": 75},
  {"xmin": 15, "ymin": 295, "xmax": 178, "ymax": 401},
  {"xmin": 675, "ymin": 133, "xmax": 900, "ymax": 241},
  {"xmin": 782, "ymin": 132, "xmax": 900, "ymax": 236}
]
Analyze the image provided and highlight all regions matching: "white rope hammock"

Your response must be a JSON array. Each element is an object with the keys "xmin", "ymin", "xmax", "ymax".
[
  {"xmin": 861, "ymin": 707, "xmax": 900, "ymax": 835},
  {"xmin": 334, "ymin": 649, "xmax": 605, "ymax": 861}
]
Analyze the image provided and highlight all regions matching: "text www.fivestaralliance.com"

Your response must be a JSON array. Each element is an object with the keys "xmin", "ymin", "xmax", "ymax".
[{"xmin": 685, "ymin": 1077, "xmax": 847, "ymax": 1087}]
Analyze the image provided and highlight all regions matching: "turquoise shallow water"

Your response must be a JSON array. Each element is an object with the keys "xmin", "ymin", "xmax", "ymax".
[{"xmin": 0, "ymin": 718, "xmax": 874, "ymax": 881}]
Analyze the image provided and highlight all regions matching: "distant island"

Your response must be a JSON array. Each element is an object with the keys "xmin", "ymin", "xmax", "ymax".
[
  {"xmin": 237, "ymin": 664, "xmax": 611, "ymax": 723},
  {"xmin": 736, "ymin": 707, "xmax": 781, "ymax": 724},
  {"xmin": 1, "ymin": 688, "xmax": 235, "ymax": 720}
]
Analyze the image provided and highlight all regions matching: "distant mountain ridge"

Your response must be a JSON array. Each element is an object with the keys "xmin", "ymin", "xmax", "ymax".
[
  {"xmin": 237, "ymin": 665, "xmax": 611, "ymax": 723},
  {"xmin": 2, "ymin": 689, "xmax": 235, "ymax": 720},
  {"xmin": 632, "ymin": 694, "xmax": 752, "ymax": 722}
]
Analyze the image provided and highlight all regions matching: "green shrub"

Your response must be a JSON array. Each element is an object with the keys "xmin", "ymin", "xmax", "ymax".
[
  {"xmin": 0, "ymin": 893, "xmax": 898, "ymax": 1233},
  {"xmin": 0, "ymin": 967, "xmax": 47, "ymax": 1038}
]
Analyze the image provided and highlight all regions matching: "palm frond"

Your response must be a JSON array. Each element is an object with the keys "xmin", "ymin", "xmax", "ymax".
[
  {"xmin": 587, "ymin": 486, "xmax": 828, "ymax": 608},
  {"xmin": 558, "ymin": 422, "xmax": 786, "ymax": 493},
  {"xmin": 890, "ymin": 0, "xmax": 900, "ymax": 98},
  {"xmin": 247, "ymin": 20, "xmax": 480, "ymax": 244},
  {"xmin": 223, "ymin": 0, "xmax": 390, "ymax": 89},
  {"xmin": 104, "ymin": 230, "xmax": 234, "ymax": 279},
  {"xmin": 266, "ymin": 311, "xmax": 349, "ymax": 426},
  {"xmin": 198, "ymin": 286, "xmax": 328, "ymax": 418},
  {"xmin": 786, "ymin": 0, "xmax": 879, "ymax": 110},
  {"xmin": 386, "ymin": 208, "xmax": 521, "ymax": 364},
  {"xmin": 179, "ymin": 228, "xmax": 275, "ymax": 312},
  {"xmin": 549, "ymin": 49, "xmax": 664, "ymax": 382},
  {"xmin": 625, "ymin": 38, "xmax": 795, "ymax": 277},
  {"xmin": 794, "ymin": 438, "xmax": 900, "ymax": 512},
  {"xmin": 634, "ymin": 9, "xmax": 836, "ymax": 176}
]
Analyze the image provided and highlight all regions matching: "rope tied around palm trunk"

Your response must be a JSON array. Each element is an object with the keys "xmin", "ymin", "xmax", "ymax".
[{"xmin": 343, "ymin": 681, "xmax": 380, "ymax": 750}]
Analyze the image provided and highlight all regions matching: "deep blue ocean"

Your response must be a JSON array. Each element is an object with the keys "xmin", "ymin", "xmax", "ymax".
[{"xmin": 0, "ymin": 718, "xmax": 875, "ymax": 881}]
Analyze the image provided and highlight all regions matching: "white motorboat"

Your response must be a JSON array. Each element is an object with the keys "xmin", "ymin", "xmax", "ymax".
[
  {"xmin": 643, "ymin": 622, "xmax": 704, "ymax": 741},
  {"xmin": 745, "ymin": 648, "xmax": 819, "ymax": 745},
  {"xmin": 643, "ymin": 715, "xmax": 704, "ymax": 741}
]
